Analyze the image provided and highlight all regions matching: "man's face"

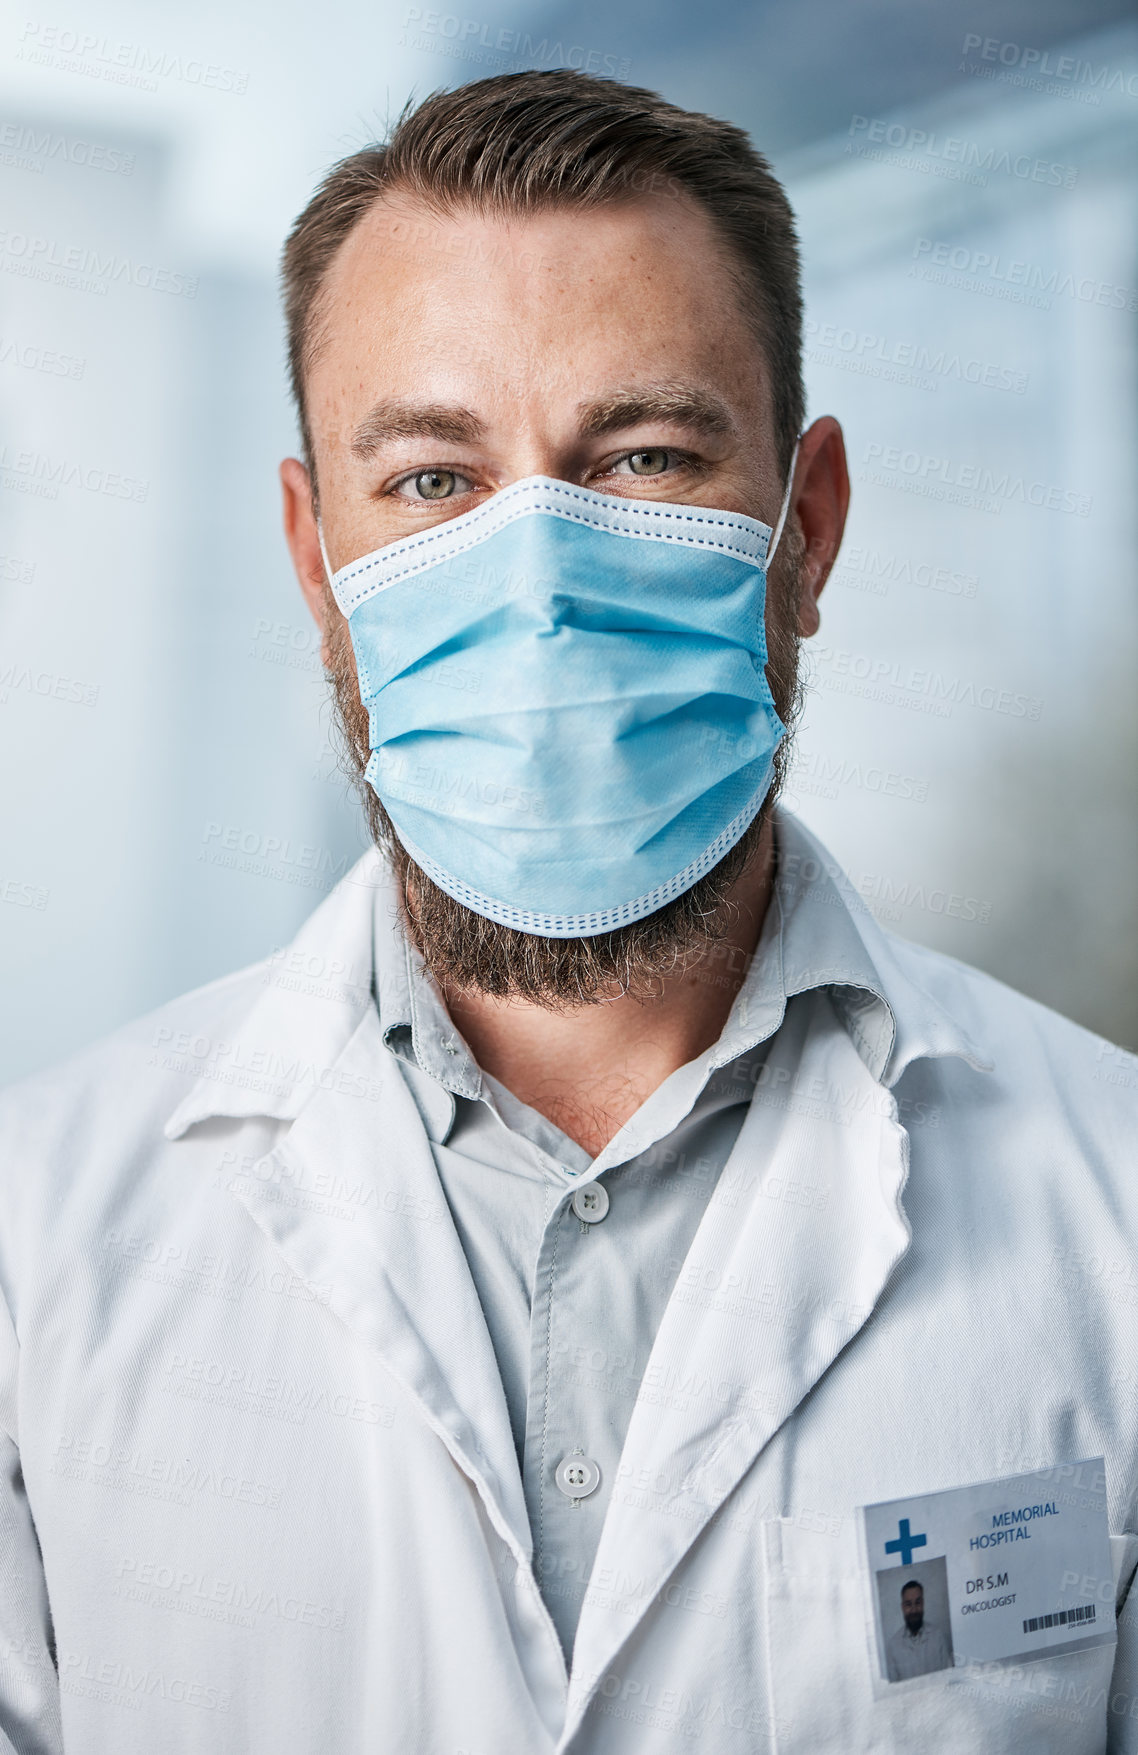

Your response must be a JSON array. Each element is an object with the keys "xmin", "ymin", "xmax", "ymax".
[
  {"xmin": 284, "ymin": 186, "xmax": 843, "ymax": 1004},
  {"xmin": 901, "ymin": 1585, "xmax": 925, "ymax": 1634}
]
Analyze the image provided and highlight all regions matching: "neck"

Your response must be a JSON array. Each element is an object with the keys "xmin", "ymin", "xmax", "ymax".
[{"xmin": 439, "ymin": 818, "xmax": 777, "ymax": 1159}]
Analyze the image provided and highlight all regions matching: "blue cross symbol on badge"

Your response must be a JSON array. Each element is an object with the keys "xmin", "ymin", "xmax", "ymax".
[{"xmin": 885, "ymin": 1518, "xmax": 927, "ymax": 1567}]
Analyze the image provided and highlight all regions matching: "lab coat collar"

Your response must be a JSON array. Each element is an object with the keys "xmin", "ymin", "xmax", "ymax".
[
  {"xmin": 163, "ymin": 850, "xmax": 385, "ymax": 1141},
  {"xmin": 772, "ymin": 811, "xmax": 992, "ymax": 1083}
]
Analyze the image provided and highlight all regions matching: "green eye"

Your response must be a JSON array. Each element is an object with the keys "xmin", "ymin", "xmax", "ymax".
[
  {"xmin": 627, "ymin": 449, "xmax": 670, "ymax": 476},
  {"xmin": 414, "ymin": 469, "xmax": 457, "ymax": 499}
]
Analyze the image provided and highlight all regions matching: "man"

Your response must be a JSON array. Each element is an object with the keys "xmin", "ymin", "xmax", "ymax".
[
  {"xmin": 885, "ymin": 1580, "xmax": 953, "ymax": 1683},
  {"xmin": 1, "ymin": 67, "xmax": 1136, "ymax": 1755}
]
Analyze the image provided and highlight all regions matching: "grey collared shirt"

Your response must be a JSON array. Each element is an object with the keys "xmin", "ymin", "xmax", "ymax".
[{"xmin": 371, "ymin": 811, "xmax": 892, "ymax": 1665}]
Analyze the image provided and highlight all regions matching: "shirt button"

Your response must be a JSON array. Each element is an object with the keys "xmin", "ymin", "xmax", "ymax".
[
  {"xmin": 554, "ymin": 1453, "xmax": 602, "ymax": 1499},
  {"xmin": 570, "ymin": 1182, "xmax": 610, "ymax": 1225}
]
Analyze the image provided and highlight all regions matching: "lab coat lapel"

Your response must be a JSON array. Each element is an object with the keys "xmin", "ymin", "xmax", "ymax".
[
  {"xmin": 221, "ymin": 1002, "xmax": 534, "ymax": 1565},
  {"xmin": 563, "ymin": 990, "xmax": 912, "ymax": 1736}
]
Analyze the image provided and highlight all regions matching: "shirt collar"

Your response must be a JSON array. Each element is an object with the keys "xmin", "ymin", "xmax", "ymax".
[
  {"xmin": 371, "ymin": 872, "xmax": 474, "ymax": 1142},
  {"xmin": 164, "ymin": 809, "xmax": 989, "ymax": 1143}
]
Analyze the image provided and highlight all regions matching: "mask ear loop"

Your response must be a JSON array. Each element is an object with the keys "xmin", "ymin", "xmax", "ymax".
[
  {"xmin": 766, "ymin": 436, "xmax": 801, "ymax": 565},
  {"xmin": 314, "ymin": 517, "xmax": 335, "ymax": 589}
]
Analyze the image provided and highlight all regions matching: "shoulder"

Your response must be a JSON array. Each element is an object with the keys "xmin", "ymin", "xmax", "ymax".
[
  {"xmin": 0, "ymin": 958, "xmax": 271, "ymax": 1153},
  {"xmin": 0, "ymin": 962, "xmax": 284, "ymax": 1283},
  {"xmin": 0, "ymin": 848, "xmax": 385, "ymax": 1157},
  {"xmin": 880, "ymin": 926, "xmax": 1138, "ymax": 1172},
  {"xmin": 890, "ymin": 925, "xmax": 1134, "ymax": 1082},
  {"xmin": 0, "ymin": 850, "xmax": 386, "ymax": 1267},
  {"xmin": 775, "ymin": 809, "xmax": 1137, "ymax": 1122},
  {"xmin": 0, "ymin": 958, "xmax": 284, "ymax": 1328}
]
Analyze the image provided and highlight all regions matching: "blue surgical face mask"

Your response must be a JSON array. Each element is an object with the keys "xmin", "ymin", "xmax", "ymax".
[{"xmin": 319, "ymin": 458, "xmax": 797, "ymax": 939}]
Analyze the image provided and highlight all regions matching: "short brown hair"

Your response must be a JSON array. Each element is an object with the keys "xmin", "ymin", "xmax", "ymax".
[{"xmin": 281, "ymin": 69, "xmax": 804, "ymax": 484}]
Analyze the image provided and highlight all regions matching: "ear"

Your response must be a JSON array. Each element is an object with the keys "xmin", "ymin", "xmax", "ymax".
[
  {"xmin": 785, "ymin": 416, "xmax": 850, "ymax": 638},
  {"xmin": 280, "ymin": 457, "xmax": 334, "ymax": 653}
]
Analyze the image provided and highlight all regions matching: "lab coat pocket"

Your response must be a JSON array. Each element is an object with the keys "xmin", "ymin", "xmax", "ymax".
[{"xmin": 762, "ymin": 1518, "xmax": 1116, "ymax": 1753}]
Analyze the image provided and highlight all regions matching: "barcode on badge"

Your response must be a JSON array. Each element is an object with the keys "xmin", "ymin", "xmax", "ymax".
[{"xmin": 1022, "ymin": 1604, "xmax": 1097, "ymax": 1635}]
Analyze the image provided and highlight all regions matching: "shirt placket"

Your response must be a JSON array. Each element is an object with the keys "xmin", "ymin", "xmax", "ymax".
[{"xmin": 526, "ymin": 1170, "xmax": 620, "ymax": 1661}]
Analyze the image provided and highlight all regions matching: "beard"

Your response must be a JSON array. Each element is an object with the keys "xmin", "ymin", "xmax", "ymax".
[{"xmin": 322, "ymin": 522, "xmax": 807, "ymax": 1010}]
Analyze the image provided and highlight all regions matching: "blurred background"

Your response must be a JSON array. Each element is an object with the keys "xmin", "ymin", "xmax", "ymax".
[{"xmin": 1, "ymin": 0, "xmax": 1135, "ymax": 1081}]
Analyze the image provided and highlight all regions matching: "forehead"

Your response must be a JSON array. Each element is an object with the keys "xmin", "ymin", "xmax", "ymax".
[{"xmin": 307, "ymin": 187, "xmax": 764, "ymax": 410}]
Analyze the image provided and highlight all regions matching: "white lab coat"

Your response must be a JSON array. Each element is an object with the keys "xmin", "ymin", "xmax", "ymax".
[{"xmin": 3, "ymin": 815, "xmax": 1138, "ymax": 1754}]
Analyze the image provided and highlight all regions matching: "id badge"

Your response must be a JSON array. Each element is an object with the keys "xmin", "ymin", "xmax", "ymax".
[{"xmin": 860, "ymin": 1458, "xmax": 1116, "ymax": 1688}]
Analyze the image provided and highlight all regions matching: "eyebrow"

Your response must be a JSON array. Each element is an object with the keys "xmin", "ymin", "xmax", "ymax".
[
  {"xmin": 350, "ymin": 401, "xmax": 484, "ymax": 459},
  {"xmin": 348, "ymin": 383, "xmax": 735, "ymax": 462},
  {"xmin": 577, "ymin": 383, "xmax": 736, "ymax": 441}
]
